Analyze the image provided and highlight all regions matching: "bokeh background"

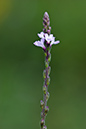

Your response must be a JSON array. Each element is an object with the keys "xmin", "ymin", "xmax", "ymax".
[{"xmin": 0, "ymin": 0, "xmax": 86, "ymax": 129}]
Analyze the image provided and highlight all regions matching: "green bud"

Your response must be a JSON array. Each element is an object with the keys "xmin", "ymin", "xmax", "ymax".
[
  {"xmin": 44, "ymin": 52, "xmax": 47, "ymax": 57},
  {"xmin": 46, "ymin": 92, "xmax": 50, "ymax": 101},
  {"xmin": 45, "ymin": 61, "xmax": 48, "ymax": 68},
  {"xmin": 43, "ymin": 125, "xmax": 47, "ymax": 129},
  {"xmin": 48, "ymin": 54, "xmax": 51, "ymax": 62},
  {"xmin": 45, "ymin": 106, "xmax": 49, "ymax": 114},
  {"xmin": 46, "ymin": 77, "xmax": 50, "ymax": 85},
  {"xmin": 43, "ymin": 70, "xmax": 46, "ymax": 79},
  {"xmin": 40, "ymin": 100, "xmax": 44, "ymax": 109},
  {"xmin": 43, "ymin": 85, "xmax": 47, "ymax": 94},
  {"xmin": 41, "ymin": 119, "xmax": 45, "ymax": 127}
]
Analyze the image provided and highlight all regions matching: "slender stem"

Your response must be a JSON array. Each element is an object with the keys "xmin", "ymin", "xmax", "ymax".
[
  {"xmin": 41, "ymin": 47, "xmax": 51, "ymax": 129},
  {"xmin": 43, "ymin": 50, "xmax": 49, "ymax": 117},
  {"xmin": 40, "ymin": 12, "xmax": 51, "ymax": 129},
  {"xmin": 33, "ymin": 11, "xmax": 60, "ymax": 129}
]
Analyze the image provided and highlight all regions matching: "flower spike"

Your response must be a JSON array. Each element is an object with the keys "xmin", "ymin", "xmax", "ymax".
[
  {"xmin": 33, "ymin": 12, "xmax": 60, "ymax": 129},
  {"xmin": 33, "ymin": 32, "xmax": 60, "ymax": 48}
]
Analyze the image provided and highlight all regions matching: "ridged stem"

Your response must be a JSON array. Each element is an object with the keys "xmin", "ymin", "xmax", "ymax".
[
  {"xmin": 40, "ymin": 12, "xmax": 51, "ymax": 129},
  {"xmin": 40, "ymin": 46, "xmax": 51, "ymax": 129}
]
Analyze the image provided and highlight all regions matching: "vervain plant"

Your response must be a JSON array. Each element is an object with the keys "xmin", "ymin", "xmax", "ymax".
[{"xmin": 33, "ymin": 12, "xmax": 60, "ymax": 129}]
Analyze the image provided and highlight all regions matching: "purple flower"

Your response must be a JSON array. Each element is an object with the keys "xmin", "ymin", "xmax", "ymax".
[
  {"xmin": 38, "ymin": 32, "xmax": 44, "ymax": 39},
  {"xmin": 34, "ymin": 39, "xmax": 45, "ymax": 49},
  {"xmin": 33, "ymin": 32, "xmax": 60, "ymax": 48}
]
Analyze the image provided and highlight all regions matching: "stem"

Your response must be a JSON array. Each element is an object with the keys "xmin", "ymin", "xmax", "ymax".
[
  {"xmin": 40, "ymin": 12, "xmax": 51, "ymax": 129},
  {"xmin": 40, "ymin": 47, "xmax": 51, "ymax": 129}
]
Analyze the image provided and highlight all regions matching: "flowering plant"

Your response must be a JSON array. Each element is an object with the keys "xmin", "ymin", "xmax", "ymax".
[
  {"xmin": 34, "ymin": 32, "xmax": 60, "ymax": 49},
  {"xmin": 33, "ymin": 12, "xmax": 60, "ymax": 129}
]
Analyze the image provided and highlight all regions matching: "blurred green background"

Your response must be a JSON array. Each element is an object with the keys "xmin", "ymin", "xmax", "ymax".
[{"xmin": 0, "ymin": 0, "xmax": 86, "ymax": 129}]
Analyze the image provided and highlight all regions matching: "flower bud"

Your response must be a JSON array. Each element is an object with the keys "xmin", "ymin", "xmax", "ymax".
[
  {"xmin": 43, "ymin": 12, "xmax": 49, "ymax": 26},
  {"xmin": 45, "ymin": 106, "xmax": 49, "ymax": 114},
  {"xmin": 49, "ymin": 26, "xmax": 51, "ymax": 30},
  {"xmin": 41, "ymin": 119, "xmax": 45, "ymax": 127},
  {"xmin": 43, "ymin": 24, "xmax": 47, "ymax": 29},
  {"xmin": 46, "ymin": 92, "xmax": 50, "ymax": 101},
  {"xmin": 48, "ymin": 54, "xmax": 51, "ymax": 62},
  {"xmin": 43, "ymin": 28, "xmax": 45, "ymax": 32},
  {"xmin": 43, "ymin": 18, "xmax": 48, "ymax": 25},
  {"xmin": 48, "ymin": 66, "xmax": 51, "ymax": 75},
  {"xmin": 44, "ymin": 52, "xmax": 47, "ymax": 57},
  {"xmin": 43, "ymin": 125, "xmax": 47, "ymax": 129},
  {"xmin": 43, "ymin": 12, "xmax": 51, "ymax": 33},
  {"xmin": 43, "ymin": 85, "xmax": 47, "ymax": 94},
  {"xmin": 40, "ymin": 100, "xmax": 44, "ymax": 108},
  {"xmin": 45, "ymin": 61, "xmax": 48, "ymax": 68},
  {"xmin": 43, "ymin": 70, "xmax": 46, "ymax": 79},
  {"xmin": 46, "ymin": 76, "xmax": 50, "ymax": 85},
  {"xmin": 47, "ymin": 29, "xmax": 50, "ymax": 34}
]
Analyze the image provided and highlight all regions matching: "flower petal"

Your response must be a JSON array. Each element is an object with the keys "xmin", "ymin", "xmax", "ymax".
[
  {"xmin": 34, "ymin": 31, "xmax": 60, "ymax": 48},
  {"xmin": 51, "ymin": 40, "xmax": 60, "ymax": 45},
  {"xmin": 38, "ymin": 32, "xmax": 44, "ymax": 39},
  {"xmin": 34, "ymin": 41, "xmax": 41, "ymax": 46},
  {"xmin": 49, "ymin": 34, "xmax": 53, "ymax": 40},
  {"xmin": 33, "ymin": 39, "xmax": 45, "ymax": 48},
  {"xmin": 45, "ymin": 34, "xmax": 53, "ymax": 43}
]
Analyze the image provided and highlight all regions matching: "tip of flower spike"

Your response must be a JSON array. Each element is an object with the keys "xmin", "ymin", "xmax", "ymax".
[{"xmin": 44, "ymin": 12, "xmax": 49, "ymax": 18}]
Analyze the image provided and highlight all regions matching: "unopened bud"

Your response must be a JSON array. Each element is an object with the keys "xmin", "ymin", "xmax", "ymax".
[
  {"xmin": 49, "ymin": 26, "xmax": 51, "ymax": 30},
  {"xmin": 43, "ymin": 18, "xmax": 48, "ymax": 25},
  {"xmin": 43, "ymin": 70, "xmax": 46, "ymax": 79},
  {"xmin": 43, "ymin": 12, "xmax": 51, "ymax": 33},
  {"xmin": 44, "ymin": 52, "xmax": 47, "ymax": 57},
  {"xmin": 41, "ymin": 119, "xmax": 45, "ymax": 127},
  {"xmin": 45, "ymin": 106, "xmax": 49, "ymax": 114},
  {"xmin": 43, "ymin": 125, "xmax": 47, "ymax": 129},
  {"xmin": 48, "ymin": 66, "xmax": 51, "ymax": 75},
  {"xmin": 46, "ymin": 92, "xmax": 50, "ymax": 101},
  {"xmin": 44, "ymin": 24, "xmax": 47, "ymax": 29},
  {"xmin": 46, "ymin": 76, "xmax": 50, "ymax": 85},
  {"xmin": 43, "ymin": 85, "xmax": 47, "ymax": 94},
  {"xmin": 48, "ymin": 54, "xmax": 51, "ymax": 62},
  {"xmin": 40, "ymin": 100, "xmax": 44, "ymax": 108},
  {"xmin": 47, "ymin": 29, "xmax": 50, "ymax": 34},
  {"xmin": 45, "ymin": 61, "xmax": 48, "ymax": 68},
  {"xmin": 44, "ymin": 12, "xmax": 49, "ymax": 18}
]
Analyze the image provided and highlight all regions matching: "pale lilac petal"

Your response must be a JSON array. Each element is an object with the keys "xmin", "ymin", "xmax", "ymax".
[
  {"xmin": 45, "ymin": 34, "xmax": 52, "ymax": 43},
  {"xmin": 34, "ymin": 41, "xmax": 41, "ymax": 46},
  {"xmin": 41, "ymin": 38, "xmax": 44, "ymax": 44},
  {"xmin": 51, "ymin": 37, "xmax": 55, "ymax": 42},
  {"xmin": 49, "ymin": 34, "xmax": 53, "ymax": 40},
  {"xmin": 33, "ymin": 39, "xmax": 45, "ymax": 48},
  {"xmin": 51, "ymin": 40, "xmax": 60, "ymax": 45},
  {"xmin": 53, "ymin": 40, "xmax": 60, "ymax": 44},
  {"xmin": 45, "ymin": 34, "xmax": 55, "ymax": 43},
  {"xmin": 45, "ymin": 33, "xmax": 48, "ymax": 39},
  {"xmin": 38, "ymin": 32, "xmax": 44, "ymax": 39},
  {"xmin": 34, "ymin": 31, "xmax": 60, "ymax": 48}
]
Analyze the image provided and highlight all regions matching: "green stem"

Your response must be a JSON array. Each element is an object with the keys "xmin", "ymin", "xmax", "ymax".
[{"xmin": 41, "ymin": 47, "xmax": 51, "ymax": 129}]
